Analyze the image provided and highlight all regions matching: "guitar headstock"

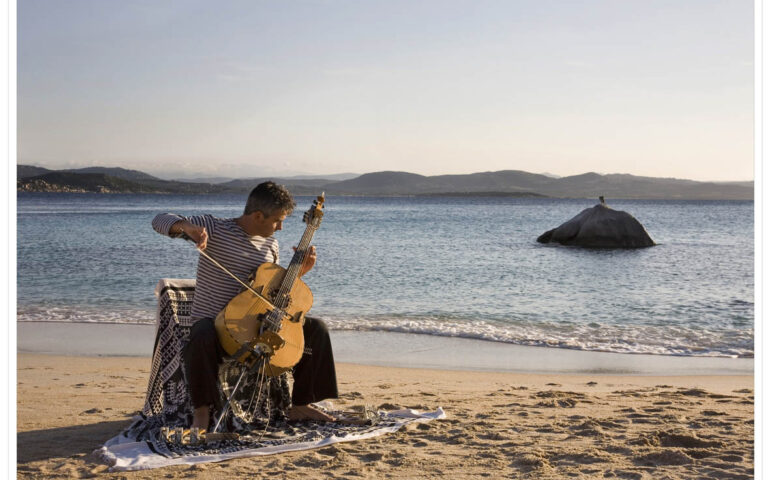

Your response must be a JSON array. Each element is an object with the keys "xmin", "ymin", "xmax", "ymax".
[{"xmin": 302, "ymin": 192, "xmax": 325, "ymax": 229}]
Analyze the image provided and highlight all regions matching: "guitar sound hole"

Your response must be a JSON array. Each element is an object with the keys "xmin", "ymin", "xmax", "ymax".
[{"xmin": 268, "ymin": 289, "xmax": 291, "ymax": 309}]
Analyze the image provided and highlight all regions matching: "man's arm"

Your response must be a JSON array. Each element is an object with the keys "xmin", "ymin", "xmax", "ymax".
[
  {"xmin": 152, "ymin": 213, "xmax": 209, "ymax": 250},
  {"xmin": 169, "ymin": 220, "xmax": 209, "ymax": 250}
]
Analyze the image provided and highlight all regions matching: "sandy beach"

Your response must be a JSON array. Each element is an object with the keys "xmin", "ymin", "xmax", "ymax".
[{"xmin": 17, "ymin": 353, "xmax": 753, "ymax": 479}]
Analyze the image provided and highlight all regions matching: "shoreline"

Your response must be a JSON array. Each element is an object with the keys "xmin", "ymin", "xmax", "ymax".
[{"xmin": 17, "ymin": 322, "xmax": 753, "ymax": 376}]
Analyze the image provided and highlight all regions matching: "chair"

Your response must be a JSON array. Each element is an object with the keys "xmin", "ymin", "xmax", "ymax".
[{"xmin": 137, "ymin": 279, "xmax": 291, "ymax": 435}]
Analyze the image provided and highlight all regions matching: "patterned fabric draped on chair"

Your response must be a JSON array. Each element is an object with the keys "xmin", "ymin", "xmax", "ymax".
[{"xmin": 131, "ymin": 279, "xmax": 291, "ymax": 439}]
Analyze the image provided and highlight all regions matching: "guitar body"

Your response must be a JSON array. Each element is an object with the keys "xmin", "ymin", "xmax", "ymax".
[
  {"xmin": 214, "ymin": 262, "xmax": 313, "ymax": 376},
  {"xmin": 212, "ymin": 193, "xmax": 325, "ymax": 377}
]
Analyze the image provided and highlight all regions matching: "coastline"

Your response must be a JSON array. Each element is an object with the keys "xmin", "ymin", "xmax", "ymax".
[
  {"xmin": 17, "ymin": 353, "xmax": 754, "ymax": 479},
  {"xmin": 17, "ymin": 190, "xmax": 756, "ymax": 200},
  {"xmin": 17, "ymin": 321, "xmax": 753, "ymax": 375}
]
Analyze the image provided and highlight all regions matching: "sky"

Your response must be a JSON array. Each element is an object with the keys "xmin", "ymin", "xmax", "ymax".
[{"xmin": 17, "ymin": 0, "xmax": 754, "ymax": 181}]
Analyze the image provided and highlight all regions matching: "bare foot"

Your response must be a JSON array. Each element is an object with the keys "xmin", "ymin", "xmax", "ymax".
[
  {"xmin": 192, "ymin": 405, "xmax": 210, "ymax": 430},
  {"xmin": 288, "ymin": 404, "xmax": 336, "ymax": 422}
]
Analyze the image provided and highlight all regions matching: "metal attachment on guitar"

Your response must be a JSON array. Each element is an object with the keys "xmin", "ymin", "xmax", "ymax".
[
  {"xmin": 242, "ymin": 345, "xmax": 269, "ymax": 369},
  {"xmin": 243, "ymin": 333, "xmax": 284, "ymax": 369},
  {"xmin": 253, "ymin": 342, "xmax": 273, "ymax": 357}
]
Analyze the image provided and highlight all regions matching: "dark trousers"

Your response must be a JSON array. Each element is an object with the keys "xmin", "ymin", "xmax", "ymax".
[{"xmin": 183, "ymin": 316, "xmax": 338, "ymax": 409}]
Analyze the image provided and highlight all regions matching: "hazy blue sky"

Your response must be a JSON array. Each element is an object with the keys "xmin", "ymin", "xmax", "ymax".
[{"xmin": 18, "ymin": 0, "xmax": 753, "ymax": 181}]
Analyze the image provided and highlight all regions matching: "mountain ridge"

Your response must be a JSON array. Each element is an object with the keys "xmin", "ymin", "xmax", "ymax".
[{"xmin": 16, "ymin": 165, "xmax": 753, "ymax": 200}]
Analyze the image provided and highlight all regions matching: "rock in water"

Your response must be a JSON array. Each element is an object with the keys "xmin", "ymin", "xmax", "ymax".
[{"xmin": 537, "ymin": 204, "xmax": 655, "ymax": 248}]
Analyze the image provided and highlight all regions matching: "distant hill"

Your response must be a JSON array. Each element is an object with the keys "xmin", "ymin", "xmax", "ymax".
[
  {"xmin": 170, "ymin": 172, "xmax": 359, "ymax": 183},
  {"xmin": 61, "ymin": 167, "xmax": 161, "ymax": 182},
  {"xmin": 15, "ymin": 164, "xmax": 753, "ymax": 200},
  {"xmin": 323, "ymin": 170, "xmax": 559, "ymax": 195},
  {"xmin": 221, "ymin": 177, "xmax": 340, "ymax": 189},
  {"xmin": 281, "ymin": 173, "xmax": 360, "ymax": 181},
  {"xmin": 322, "ymin": 170, "xmax": 753, "ymax": 200},
  {"xmin": 17, "ymin": 170, "xmax": 231, "ymax": 194},
  {"xmin": 429, "ymin": 170, "xmax": 555, "ymax": 193},
  {"xmin": 714, "ymin": 181, "xmax": 753, "ymax": 188},
  {"xmin": 174, "ymin": 176, "xmax": 235, "ymax": 184},
  {"xmin": 545, "ymin": 173, "xmax": 750, "ymax": 200},
  {"xmin": 320, "ymin": 171, "xmax": 431, "ymax": 195},
  {"xmin": 119, "ymin": 177, "xmax": 230, "ymax": 194},
  {"xmin": 17, "ymin": 165, "xmax": 161, "ymax": 183},
  {"xmin": 18, "ymin": 172, "xmax": 161, "ymax": 193},
  {"xmin": 217, "ymin": 177, "xmax": 345, "ymax": 196},
  {"xmin": 17, "ymin": 165, "xmax": 52, "ymax": 178}
]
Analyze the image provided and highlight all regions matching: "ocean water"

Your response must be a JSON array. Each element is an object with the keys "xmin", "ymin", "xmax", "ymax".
[{"xmin": 17, "ymin": 193, "xmax": 754, "ymax": 358}]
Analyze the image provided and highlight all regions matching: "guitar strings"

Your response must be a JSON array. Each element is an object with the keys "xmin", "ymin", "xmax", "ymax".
[
  {"xmin": 244, "ymin": 358, "xmax": 266, "ymax": 423},
  {"xmin": 274, "ymin": 216, "xmax": 318, "ymax": 309}
]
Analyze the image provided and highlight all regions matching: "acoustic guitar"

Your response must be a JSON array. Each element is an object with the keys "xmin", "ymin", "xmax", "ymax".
[{"xmin": 213, "ymin": 194, "xmax": 325, "ymax": 376}]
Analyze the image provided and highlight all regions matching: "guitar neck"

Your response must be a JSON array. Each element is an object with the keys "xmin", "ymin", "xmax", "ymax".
[
  {"xmin": 275, "ymin": 223, "xmax": 317, "ymax": 305},
  {"xmin": 288, "ymin": 225, "xmax": 316, "ymax": 280},
  {"xmin": 273, "ymin": 194, "xmax": 324, "ymax": 308}
]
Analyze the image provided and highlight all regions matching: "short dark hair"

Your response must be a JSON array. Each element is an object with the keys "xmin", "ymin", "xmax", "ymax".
[{"xmin": 244, "ymin": 181, "xmax": 296, "ymax": 216}]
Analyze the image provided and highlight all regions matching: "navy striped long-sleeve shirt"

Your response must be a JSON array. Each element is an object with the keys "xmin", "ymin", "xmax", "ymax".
[{"xmin": 152, "ymin": 213, "xmax": 280, "ymax": 320}]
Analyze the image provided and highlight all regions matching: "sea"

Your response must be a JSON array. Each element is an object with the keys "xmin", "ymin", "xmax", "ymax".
[{"xmin": 17, "ymin": 193, "xmax": 754, "ymax": 359}]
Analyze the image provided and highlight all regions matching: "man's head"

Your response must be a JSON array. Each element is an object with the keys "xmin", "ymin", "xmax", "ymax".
[{"xmin": 241, "ymin": 181, "xmax": 296, "ymax": 237}]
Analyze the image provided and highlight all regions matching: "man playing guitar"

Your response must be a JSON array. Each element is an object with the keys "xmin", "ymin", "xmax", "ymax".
[{"xmin": 152, "ymin": 181, "xmax": 338, "ymax": 430}]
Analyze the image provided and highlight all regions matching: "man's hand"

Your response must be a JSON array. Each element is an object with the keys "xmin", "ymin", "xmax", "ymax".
[
  {"xmin": 186, "ymin": 224, "xmax": 209, "ymax": 250},
  {"xmin": 172, "ymin": 221, "xmax": 208, "ymax": 250},
  {"xmin": 296, "ymin": 245, "xmax": 316, "ymax": 277}
]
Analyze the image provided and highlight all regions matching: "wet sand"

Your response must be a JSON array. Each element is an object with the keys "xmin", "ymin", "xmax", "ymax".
[{"xmin": 18, "ymin": 322, "xmax": 754, "ymax": 375}]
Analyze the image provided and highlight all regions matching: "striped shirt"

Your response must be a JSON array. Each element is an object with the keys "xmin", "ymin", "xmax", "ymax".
[{"xmin": 152, "ymin": 213, "xmax": 280, "ymax": 320}]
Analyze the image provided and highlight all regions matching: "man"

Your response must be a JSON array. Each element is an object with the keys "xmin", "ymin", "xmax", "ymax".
[{"xmin": 152, "ymin": 181, "xmax": 338, "ymax": 430}]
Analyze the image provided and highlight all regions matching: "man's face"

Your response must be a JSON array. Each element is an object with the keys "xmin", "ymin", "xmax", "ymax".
[{"xmin": 252, "ymin": 210, "xmax": 287, "ymax": 238}]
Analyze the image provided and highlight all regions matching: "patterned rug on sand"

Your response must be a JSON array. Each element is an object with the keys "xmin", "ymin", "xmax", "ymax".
[{"xmin": 97, "ymin": 279, "xmax": 445, "ymax": 471}]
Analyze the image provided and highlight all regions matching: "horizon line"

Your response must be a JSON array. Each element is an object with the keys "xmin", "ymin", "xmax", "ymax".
[{"xmin": 16, "ymin": 162, "xmax": 755, "ymax": 184}]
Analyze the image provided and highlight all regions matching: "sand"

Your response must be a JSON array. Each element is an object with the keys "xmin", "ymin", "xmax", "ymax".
[{"xmin": 17, "ymin": 353, "xmax": 753, "ymax": 479}]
